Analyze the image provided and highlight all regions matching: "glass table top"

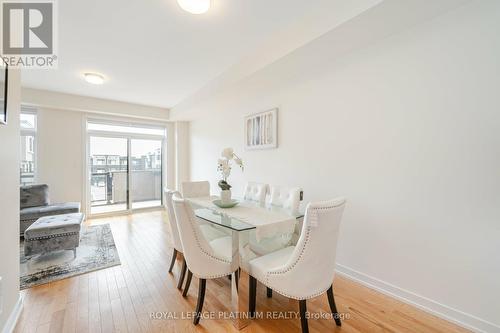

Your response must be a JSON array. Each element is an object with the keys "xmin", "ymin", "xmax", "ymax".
[
  {"xmin": 190, "ymin": 198, "xmax": 305, "ymax": 231},
  {"xmin": 195, "ymin": 208, "xmax": 256, "ymax": 231}
]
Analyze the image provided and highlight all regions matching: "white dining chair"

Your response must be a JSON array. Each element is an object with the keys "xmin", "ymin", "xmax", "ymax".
[
  {"xmin": 181, "ymin": 180, "xmax": 210, "ymax": 198},
  {"xmin": 270, "ymin": 185, "xmax": 303, "ymax": 246},
  {"xmin": 249, "ymin": 186, "xmax": 303, "ymax": 256},
  {"xmin": 172, "ymin": 194, "xmax": 237, "ymax": 325},
  {"xmin": 247, "ymin": 198, "xmax": 346, "ymax": 333},
  {"xmin": 164, "ymin": 190, "xmax": 185, "ymax": 285},
  {"xmin": 180, "ymin": 180, "xmax": 230, "ymax": 239},
  {"xmin": 165, "ymin": 189, "xmax": 227, "ymax": 291},
  {"xmin": 243, "ymin": 182, "xmax": 268, "ymax": 204},
  {"xmin": 268, "ymin": 185, "xmax": 302, "ymax": 212}
]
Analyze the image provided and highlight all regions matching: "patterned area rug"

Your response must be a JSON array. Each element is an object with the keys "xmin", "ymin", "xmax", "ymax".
[{"xmin": 20, "ymin": 224, "xmax": 121, "ymax": 290}]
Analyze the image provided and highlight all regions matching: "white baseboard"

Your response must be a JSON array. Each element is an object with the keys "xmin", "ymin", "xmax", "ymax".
[
  {"xmin": 1, "ymin": 296, "xmax": 23, "ymax": 333},
  {"xmin": 335, "ymin": 264, "xmax": 500, "ymax": 333}
]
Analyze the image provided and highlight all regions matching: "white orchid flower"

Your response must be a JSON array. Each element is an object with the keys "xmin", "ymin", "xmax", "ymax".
[
  {"xmin": 217, "ymin": 148, "xmax": 243, "ymax": 185},
  {"xmin": 221, "ymin": 147, "xmax": 234, "ymax": 160}
]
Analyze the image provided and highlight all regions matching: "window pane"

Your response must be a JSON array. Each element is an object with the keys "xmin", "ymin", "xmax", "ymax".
[
  {"xmin": 131, "ymin": 139, "xmax": 162, "ymax": 209},
  {"xmin": 88, "ymin": 122, "xmax": 165, "ymax": 136},
  {"xmin": 20, "ymin": 134, "xmax": 36, "ymax": 185},
  {"xmin": 21, "ymin": 113, "xmax": 36, "ymax": 130},
  {"xmin": 90, "ymin": 136, "xmax": 129, "ymax": 214},
  {"xmin": 20, "ymin": 111, "xmax": 37, "ymax": 185}
]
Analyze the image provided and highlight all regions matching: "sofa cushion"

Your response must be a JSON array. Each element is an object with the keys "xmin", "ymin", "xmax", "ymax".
[
  {"xmin": 24, "ymin": 213, "xmax": 84, "ymax": 240},
  {"xmin": 20, "ymin": 184, "xmax": 49, "ymax": 209},
  {"xmin": 20, "ymin": 202, "xmax": 81, "ymax": 221}
]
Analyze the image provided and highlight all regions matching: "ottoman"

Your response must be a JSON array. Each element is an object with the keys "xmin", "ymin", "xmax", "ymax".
[{"xmin": 24, "ymin": 213, "xmax": 85, "ymax": 259}]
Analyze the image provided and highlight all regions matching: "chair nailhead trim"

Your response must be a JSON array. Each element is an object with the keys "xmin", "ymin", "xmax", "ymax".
[
  {"xmin": 188, "ymin": 213, "xmax": 231, "ymax": 265},
  {"xmin": 196, "ymin": 271, "xmax": 236, "ymax": 280},
  {"xmin": 267, "ymin": 223, "xmax": 311, "ymax": 278}
]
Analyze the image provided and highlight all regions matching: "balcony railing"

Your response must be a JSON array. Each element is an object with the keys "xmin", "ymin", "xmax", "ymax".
[
  {"xmin": 90, "ymin": 170, "xmax": 162, "ymax": 208},
  {"xmin": 20, "ymin": 173, "xmax": 35, "ymax": 186}
]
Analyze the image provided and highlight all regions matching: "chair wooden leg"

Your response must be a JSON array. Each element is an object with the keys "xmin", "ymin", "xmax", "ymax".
[
  {"xmin": 234, "ymin": 269, "xmax": 239, "ymax": 291},
  {"xmin": 249, "ymin": 276, "xmax": 257, "ymax": 318},
  {"xmin": 194, "ymin": 278, "xmax": 206, "ymax": 325},
  {"xmin": 327, "ymin": 285, "xmax": 342, "ymax": 326},
  {"xmin": 267, "ymin": 287, "xmax": 272, "ymax": 298},
  {"xmin": 177, "ymin": 258, "xmax": 187, "ymax": 290},
  {"xmin": 168, "ymin": 248, "xmax": 177, "ymax": 273},
  {"xmin": 182, "ymin": 270, "xmax": 193, "ymax": 297},
  {"xmin": 299, "ymin": 300, "xmax": 309, "ymax": 333}
]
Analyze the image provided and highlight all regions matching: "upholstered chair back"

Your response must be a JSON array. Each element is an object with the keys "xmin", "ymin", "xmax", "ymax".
[
  {"xmin": 165, "ymin": 189, "xmax": 183, "ymax": 252},
  {"xmin": 181, "ymin": 181, "xmax": 210, "ymax": 198},
  {"xmin": 269, "ymin": 186, "xmax": 302, "ymax": 212},
  {"xmin": 172, "ymin": 195, "xmax": 235, "ymax": 278},
  {"xmin": 243, "ymin": 182, "xmax": 268, "ymax": 203},
  {"xmin": 267, "ymin": 198, "xmax": 346, "ymax": 300}
]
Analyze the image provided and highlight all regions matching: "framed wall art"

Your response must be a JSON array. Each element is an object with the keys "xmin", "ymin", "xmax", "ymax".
[{"xmin": 244, "ymin": 108, "xmax": 277, "ymax": 150}]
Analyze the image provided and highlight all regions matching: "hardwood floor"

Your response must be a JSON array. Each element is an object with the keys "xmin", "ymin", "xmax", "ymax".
[{"xmin": 15, "ymin": 210, "xmax": 469, "ymax": 333}]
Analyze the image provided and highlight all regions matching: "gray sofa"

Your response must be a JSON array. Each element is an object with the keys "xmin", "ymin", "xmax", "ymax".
[{"xmin": 20, "ymin": 184, "xmax": 81, "ymax": 236}]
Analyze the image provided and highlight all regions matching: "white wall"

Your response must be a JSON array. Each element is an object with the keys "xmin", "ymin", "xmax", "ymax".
[
  {"xmin": 171, "ymin": 1, "xmax": 500, "ymax": 331},
  {"xmin": 37, "ymin": 108, "xmax": 85, "ymax": 205},
  {"xmin": 175, "ymin": 121, "xmax": 190, "ymax": 189},
  {"xmin": 0, "ymin": 69, "xmax": 22, "ymax": 331}
]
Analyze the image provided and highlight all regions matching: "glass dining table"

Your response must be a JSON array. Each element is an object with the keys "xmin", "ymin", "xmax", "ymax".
[{"xmin": 186, "ymin": 196, "xmax": 304, "ymax": 329}]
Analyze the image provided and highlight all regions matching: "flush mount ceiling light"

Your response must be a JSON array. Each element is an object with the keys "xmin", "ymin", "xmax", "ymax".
[
  {"xmin": 177, "ymin": 0, "xmax": 210, "ymax": 14},
  {"xmin": 84, "ymin": 72, "xmax": 105, "ymax": 85}
]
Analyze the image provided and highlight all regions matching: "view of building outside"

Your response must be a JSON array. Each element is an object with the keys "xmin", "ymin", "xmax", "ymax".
[
  {"xmin": 20, "ymin": 113, "xmax": 37, "ymax": 185},
  {"xmin": 90, "ymin": 136, "xmax": 162, "ymax": 214},
  {"xmin": 131, "ymin": 139, "xmax": 162, "ymax": 209}
]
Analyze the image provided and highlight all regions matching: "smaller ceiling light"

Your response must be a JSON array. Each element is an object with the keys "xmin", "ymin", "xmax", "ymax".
[
  {"xmin": 177, "ymin": 0, "xmax": 210, "ymax": 14},
  {"xmin": 84, "ymin": 72, "xmax": 105, "ymax": 85}
]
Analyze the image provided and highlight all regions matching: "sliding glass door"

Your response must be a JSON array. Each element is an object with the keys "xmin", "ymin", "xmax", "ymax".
[
  {"xmin": 131, "ymin": 139, "xmax": 162, "ymax": 209},
  {"xmin": 89, "ymin": 137, "xmax": 129, "ymax": 214},
  {"xmin": 87, "ymin": 120, "xmax": 166, "ymax": 216}
]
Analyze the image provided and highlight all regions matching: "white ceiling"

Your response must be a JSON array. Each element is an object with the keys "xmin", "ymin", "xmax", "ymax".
[{"xmin": 21, "ymin": 0, "xmax": 381, "ymax": 108}]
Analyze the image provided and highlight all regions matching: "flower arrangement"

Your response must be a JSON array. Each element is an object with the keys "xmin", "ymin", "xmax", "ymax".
[{"xmin": 217, "ymin": 147, "xmax": 243, "ymax": 191}]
